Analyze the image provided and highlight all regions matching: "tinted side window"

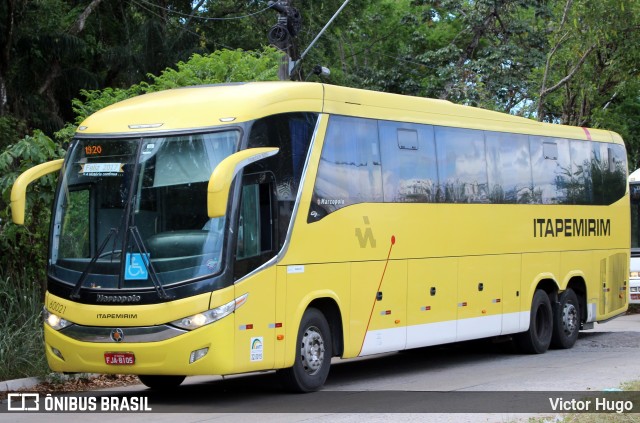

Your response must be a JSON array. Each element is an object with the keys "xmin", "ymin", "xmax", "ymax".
[
  {"xmin": 485, "ymin": 132, "xmax": 532, "ymax": 204},
  {"xmin": 379, "ymin": 121, "xmax": 438, "ymax": 203},
  {"xmin": 247, "ymin": 112, "xmax": 317, "ymax": 247},
  {"xmin": 530, "ymin": 137, "xmax": 571, "ymax": 204},
  {"xmin": 594, "ymin": 142, "xmax": 628, "ymax": 205},
  {"xmin": 234, "ymin": 175, "xmax": 276, "ymax": 280},
  {"xmin": 435, "ymin": 127, "xmax": 488, "ymax": 203},
  {"xmin": 310, "ymin": 116, "xmax": 382, "ymax": 220},
  {"xmin": 568, "ymin": 140, "xmax": 594, "ymax": 204}
]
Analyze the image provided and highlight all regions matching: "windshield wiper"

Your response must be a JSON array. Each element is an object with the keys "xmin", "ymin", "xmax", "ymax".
[
  {"xmin": 69, "ymin": 227, "xmax": 118, "ymax": 300},
  {"xmin": 128, "ymin": 225, "xmax": 173, "ymax": 301}
]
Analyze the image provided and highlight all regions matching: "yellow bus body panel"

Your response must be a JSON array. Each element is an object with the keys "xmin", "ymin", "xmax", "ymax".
[
  {"xmin": 78, "ymin": 83, "xmax": 324, "ymax": 134},
  {"xmin": 36, "ymin": 82, "xmax": 629, "ymax": 377},
  {"xmin": 280, "ymin": 262, "xmax": 350, "ymax": 367},
  {"xmin": 232, "ymin": 267, "xmax": 277, "ymax": 373}
]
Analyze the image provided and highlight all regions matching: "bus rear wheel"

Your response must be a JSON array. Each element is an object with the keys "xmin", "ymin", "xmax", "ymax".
[
  {"xmin": 138, "ymin": 375, "xmax": 185, "ymax": 390},
  {"xmin": 278, "ymin": 307, "xmax": 332, "ymax": 393},
  {"xmin": 550, "ymin": 288, "xmax": 580, "ymax": 349},
  {"xmin": 515, "ymin": 289, "xmax": 553, "ymax": 354}
]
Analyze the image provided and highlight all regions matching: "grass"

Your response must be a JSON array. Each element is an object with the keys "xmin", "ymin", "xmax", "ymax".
[
  {"xmin": 621, "ymin": 380, "xmax": 640, "ymax": 390},
  {"xmin": 0, "ymin": 271, "xmax": 49, "ymax": 380}
]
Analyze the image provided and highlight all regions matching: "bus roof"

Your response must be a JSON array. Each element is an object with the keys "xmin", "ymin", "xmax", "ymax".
[{"xmin": 77, "ymin": 81, "xmax": 620, "ymax": 143}]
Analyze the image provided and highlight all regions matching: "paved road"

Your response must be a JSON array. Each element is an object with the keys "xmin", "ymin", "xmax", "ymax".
[{"xmin": 4, "ymin": 313, "xmax": 640, "ymax": 422}]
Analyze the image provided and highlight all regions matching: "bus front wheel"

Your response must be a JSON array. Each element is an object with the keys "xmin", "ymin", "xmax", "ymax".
[
  {"xmin": 138, "ymin": 375, "xmax": 185, "ymax": 390},
  {"xmin": 550, "ymin": 288, "xmax": 580, "ymax": 349},
  {"xmin": 278, "ymin": 307, "xmax": 332, "ymax": 393},
  {"xmin": 515, "ymin": 289, "xmax": 553, "ymax": 354}
]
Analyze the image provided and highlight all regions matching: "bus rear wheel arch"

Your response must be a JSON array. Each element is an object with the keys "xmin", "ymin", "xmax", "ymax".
[
  {"xmin": 515, "ymin": 289, "xmax": 553, "ymax": 354},
  {"xmin": 278, "ymin": 307, "xmax": 332, "ymax": 393}
]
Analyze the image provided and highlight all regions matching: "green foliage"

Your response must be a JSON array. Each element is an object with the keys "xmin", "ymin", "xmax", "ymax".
[
  {"xmin": 0, "ymin": 132, "xmax": 63, "ymax": 379},
  {"xmin": 144, "ymin": 48, "xmax": 281, "ymax": 91},
  {"xmin": 0, "ymin": 269, "xmax": 49, "ymax": 380},
  {"xmin": 592, "ymin": 83, "xmax": 640, "ymax": 168},
  {"xmin": 55, "ymin": 47, "xmax": 281, "ymax": 145},
  {"xmin": 70, "ymin": 87, "xmax": 146, "ymax": 125},
  {"xmin": 0, "ymin": 117, "xmax": 28, "ymax": 151},
  {"xmin": 0, "ymin": 131, "xmax": 66, "ymax": 286}
]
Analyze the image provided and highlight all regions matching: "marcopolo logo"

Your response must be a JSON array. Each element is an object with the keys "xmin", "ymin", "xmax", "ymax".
[{"xmin": 96, "ymin": 294, "xmax": 141, "ymax": 303}]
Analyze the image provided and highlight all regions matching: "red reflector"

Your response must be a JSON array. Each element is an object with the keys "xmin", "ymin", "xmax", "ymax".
[
  {"xmin": 275, "ymin": 323, "xmax": 282, "ymax": 328},
  {"xmin": 425, "ymin": 306, "xmax": 431, "ymax": 311},
  {"xmin": 385, "ymin": 310, "xmax": 391, "ymax": 315},
  {"xmin": 246, "ymin": 324, "xmax": 253, "ymax": 330}
]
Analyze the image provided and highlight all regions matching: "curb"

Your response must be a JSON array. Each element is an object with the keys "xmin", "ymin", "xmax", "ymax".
[
  {"xmin": 0, "ymin": 376, "xmax": 42, "ymax": 392},
  {"xmin": 1, "ymin": 373, "xmax": 99, "ymax": 393}
]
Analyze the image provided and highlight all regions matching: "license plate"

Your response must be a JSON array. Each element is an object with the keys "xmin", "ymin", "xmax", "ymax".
[{"xmin": 105, "ymin": 352, "xmax": 135, "ymax": 365}]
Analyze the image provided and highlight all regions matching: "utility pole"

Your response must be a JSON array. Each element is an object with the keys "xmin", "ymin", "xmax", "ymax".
[
  {"xmin": 289, "ymin": 0, "xmax": 350, "ymax": 77},
  {"xmin": 268, "ymin": 0, "xmax": 351, "ymax": 80},
  {"xmin": 267, "ymin": 1, "xmax": 301, "ymax": 80}
]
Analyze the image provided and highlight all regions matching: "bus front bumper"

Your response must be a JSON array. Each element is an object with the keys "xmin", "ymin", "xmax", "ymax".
[{"xmin": 44, "ymin": 318, "xmax": 236, "ymax": 375}]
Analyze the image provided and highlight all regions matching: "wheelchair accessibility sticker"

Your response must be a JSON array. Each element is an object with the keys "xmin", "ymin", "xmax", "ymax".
[{"xmin": 125, "ymin": 253, "xmax": 149, "ymax": 280}]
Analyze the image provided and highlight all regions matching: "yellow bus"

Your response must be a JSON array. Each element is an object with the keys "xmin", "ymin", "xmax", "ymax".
[
  {"xmin": 11, "ymin": 82, "xmax": 629, "ymax": 392},
  {"xmin": 629, "ymin": 169, "xmax": 640, "ymax": 304}
]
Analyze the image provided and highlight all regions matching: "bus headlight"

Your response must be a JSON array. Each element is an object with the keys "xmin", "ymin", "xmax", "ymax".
[
  {"xmin": 171, "ymin": 293, "xmax": 248, "ymax": 330},
  {"xmin": 43, "ymin": 307, "xmax": 73, "ymax": 330}
]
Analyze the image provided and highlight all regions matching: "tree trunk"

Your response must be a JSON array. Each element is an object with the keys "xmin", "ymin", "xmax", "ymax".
[
  {"xmin": 68, "ymin": 0, "xmax": 106, "ymax": 35},
  {"xmin": 536, "ymin": 44, "xmax": 595, "ymax": 121},
  {"xmin": 36, "ymin": 0, "xmax": 106, "ymax": 125}
]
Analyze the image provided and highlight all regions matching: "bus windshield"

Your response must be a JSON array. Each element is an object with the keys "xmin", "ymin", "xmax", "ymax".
[{"xmin": 49, "ymin": 131, "xmax": 238, "ymax": 290}]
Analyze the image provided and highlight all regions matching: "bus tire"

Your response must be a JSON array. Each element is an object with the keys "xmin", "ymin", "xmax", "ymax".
[
  {"xmin": 138, "ymin": 375, "xmax": 185, "ymax": 390},
  {"xmin": 278, "ymin": 307, "xmax": 332, "ymax": 393},
  {"xmin": 515, "ymin": 289, "xmax": 553, "ymax": 354},
  {"xmin": 550, "ymin": 288, "xmax": 580, "ymax": 349}
]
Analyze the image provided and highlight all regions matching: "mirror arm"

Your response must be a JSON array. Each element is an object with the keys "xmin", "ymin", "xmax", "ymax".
[
  {"xmin": 207, "ymin": 148, "xmax": 279, "ymax": 218},
  {"xmin": 11, "ymin": 159, "xmax": 64, "ymax": 225}
]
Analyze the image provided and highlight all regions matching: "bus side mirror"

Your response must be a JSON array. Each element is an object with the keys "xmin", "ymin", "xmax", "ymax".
[
  {"xmin": 11, "ymin": 159, "xmax": 64, "ymax": 225},
  {"xmin": 207, "ymin": 147, "xmax": 279, "ymax": 218}
]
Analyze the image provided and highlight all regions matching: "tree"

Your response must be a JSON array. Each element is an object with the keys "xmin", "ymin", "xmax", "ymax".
[{"xmin": 534, "ymin": 0, "xmax": 640, "ymax": 125}]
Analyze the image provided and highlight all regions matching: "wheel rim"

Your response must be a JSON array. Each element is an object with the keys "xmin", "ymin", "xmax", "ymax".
[
  {"xmin": 300, "ymin": 325, "xmax": 325, "ymax": 376},
  {"xmin": 562, "ymin": 302, "xmax": 578, "ymax": 335}
]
